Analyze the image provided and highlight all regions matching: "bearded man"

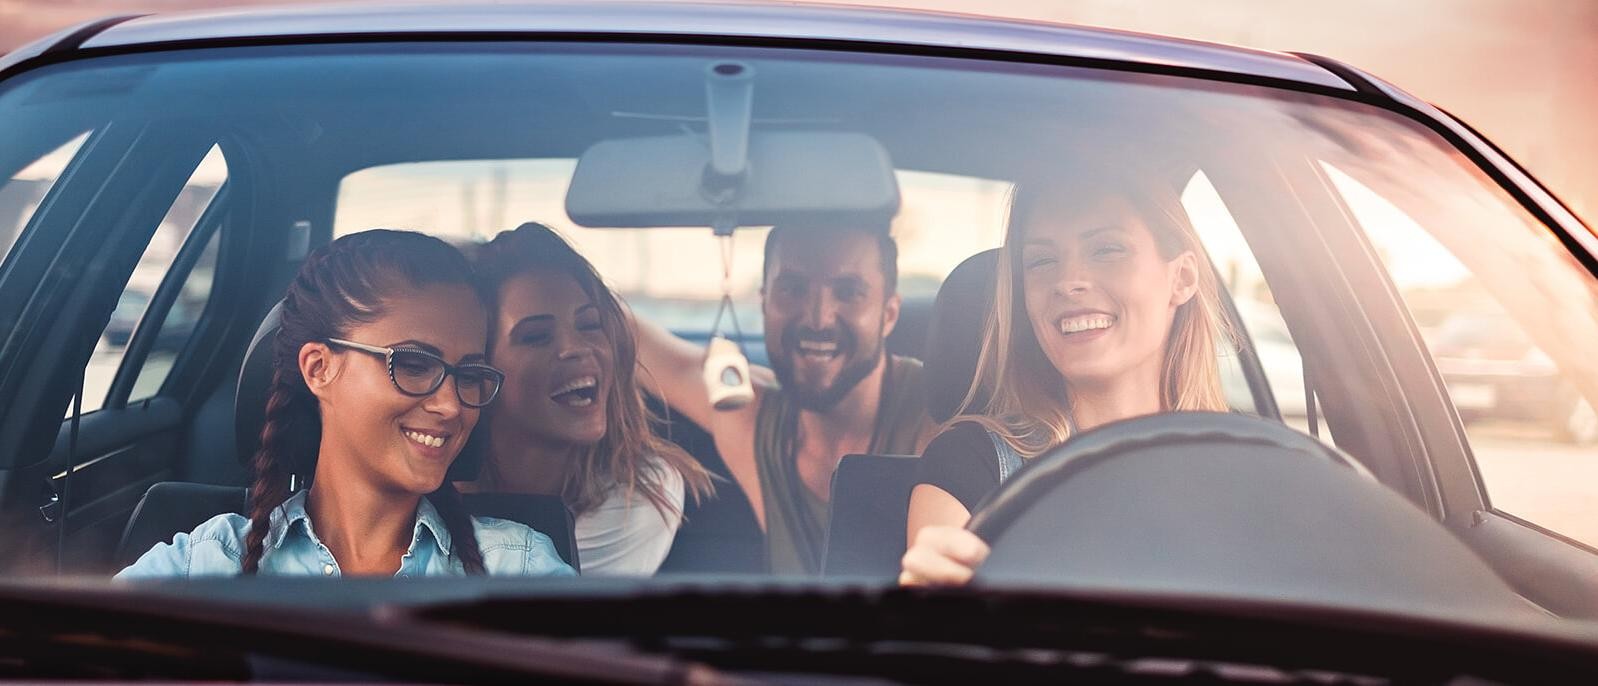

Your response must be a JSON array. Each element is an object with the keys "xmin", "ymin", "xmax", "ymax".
[{"xmin": 636, "ymin": 223, "xmax": 934, "ymax": 574}]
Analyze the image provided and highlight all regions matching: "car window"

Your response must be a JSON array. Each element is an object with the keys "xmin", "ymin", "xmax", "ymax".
[
  {"xmin": 0, "ymin": 131, "xmax": 90, "ymax": 266},
  {"xmin": 79, "ymin": 145, "xmax": 228, "ymax": 413},
  {"xmin": 3, "ymin": 42, "xmax": 1596, "ymax": 630},
  {"xmin": 1184, "ymin": 169, "xmax": 1348, "ymax": 448},
  {"xmin": 336, "ymin": 160, "xmax": 1010, "ymax": 349},
  {"xmin": 126, "ymin": 225, "xmax": 222, "ymax": 403},
  {"xmin": 1323, "ymin": 160, "xmax": 1598, "ymax": 549}
]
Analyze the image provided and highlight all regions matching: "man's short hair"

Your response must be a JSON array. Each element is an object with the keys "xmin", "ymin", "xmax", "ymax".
[{"xmin": 762, "ymin": 223, "xmax": 898, "ymax": 297}]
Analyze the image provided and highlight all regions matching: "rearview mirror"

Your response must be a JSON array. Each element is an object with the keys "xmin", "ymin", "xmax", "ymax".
[{"xmin": 565, "ymin": 131, "xmax": 901, "ymax": 229}]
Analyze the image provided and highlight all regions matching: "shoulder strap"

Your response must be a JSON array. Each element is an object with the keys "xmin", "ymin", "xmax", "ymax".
[{"xmin": 985, "ymin": 430, "xmax": 1025, "ymax": 485}]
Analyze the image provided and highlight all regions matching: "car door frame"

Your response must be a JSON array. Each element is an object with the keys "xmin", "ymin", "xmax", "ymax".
[
  {"xmin": 0, "ymin": 118, "xmax": 259, "ymax": 573},
  {"xmin": 1215, "ymin": 125, "xmax": 1598, "ymax": 618},
  {"xmin": 1297, "ymin": 143, "xmax": 1598, "ymax": 618}
]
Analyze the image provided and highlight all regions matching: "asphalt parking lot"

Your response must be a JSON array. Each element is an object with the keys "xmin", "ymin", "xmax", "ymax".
[{"xmin": 1471, "ymin": 422, "xmax": 1598, "ymax": 549}]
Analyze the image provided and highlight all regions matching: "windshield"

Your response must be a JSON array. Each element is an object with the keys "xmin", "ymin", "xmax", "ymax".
[{"xmin": 1, "ymin": 40, "xmax": 1595, "ymax": 640}]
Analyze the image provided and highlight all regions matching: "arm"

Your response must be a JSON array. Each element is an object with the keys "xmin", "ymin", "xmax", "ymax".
[
  {"xmin": 631, "ymin": 313, "xmax": 718, "ymax": 431},
  {"xmin": 906, "ymin": 483, "xmax": 971, "ymax": 544},
  {"xmin": 900, "ymin": 485, "xmax": 989, "ymax": 586},
  {"xmin": 898, "ymin": 425, "xmax": 998, "ymax": 586},
  {"xmin": 630, "ymin": 311, "xmax": 776, "ymax": 426},
  {"xmin": 629, "ymin": 310, "xmax": 771, "ymax": 526}
]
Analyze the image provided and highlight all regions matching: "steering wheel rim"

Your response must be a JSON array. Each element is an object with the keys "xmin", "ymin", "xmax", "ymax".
[{"xmin": 966, "ymin": 412, "xmax": 1369, "ymax": 542}]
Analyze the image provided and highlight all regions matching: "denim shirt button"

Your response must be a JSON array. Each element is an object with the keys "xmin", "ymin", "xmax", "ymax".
[{"xmin": 322, "ymin": 563, "xmax": 335, "ymax": 576}]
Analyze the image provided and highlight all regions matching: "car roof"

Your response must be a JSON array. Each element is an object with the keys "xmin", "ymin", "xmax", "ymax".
[{"xmin": 32, "ymin": 1, "xmax": 1353, "ymax": 92}]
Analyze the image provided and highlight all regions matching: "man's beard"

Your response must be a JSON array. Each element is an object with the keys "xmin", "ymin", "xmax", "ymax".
[{"xmin": 770, "ymin": 319, "xmax": 886, "ymax": 413}]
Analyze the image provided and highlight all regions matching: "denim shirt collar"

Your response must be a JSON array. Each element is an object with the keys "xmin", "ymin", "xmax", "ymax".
[{"xmin": 265, "ymin": 490, "xmax": 452, "ymax": 556}]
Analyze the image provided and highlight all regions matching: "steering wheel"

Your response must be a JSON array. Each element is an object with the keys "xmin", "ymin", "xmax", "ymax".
[{"xmin": 965, "ymin": 412, "xmax": 1530, "ymax": 616}]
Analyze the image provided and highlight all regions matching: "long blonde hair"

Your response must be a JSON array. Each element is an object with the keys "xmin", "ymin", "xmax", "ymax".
[
  {"xmin": 952, "ymin": 174, "xmax": 1233, "ymax": 458},
  {"xmin": 472, "ymin": 223, "xmax": 713, "ymax": 519}
]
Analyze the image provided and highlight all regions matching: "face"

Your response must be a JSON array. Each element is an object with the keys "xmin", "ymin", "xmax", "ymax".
[
  {"xmin": 490, "ymin": 270, "xmax": 613, "ymax": 447},
  {"xmin": 1019, "ymin": 193, "xmax": 1199, "ymax": 393},
  {"xmin": 303, "ymin": 282, "xmax": 490, "ymax": 495},
  {"xmin": 763, "ymin": 230, "xmax": 900, "ymax": 412}
]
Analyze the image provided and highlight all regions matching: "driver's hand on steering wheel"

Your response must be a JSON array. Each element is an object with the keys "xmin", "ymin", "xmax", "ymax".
[{"xmin": 898, "ymin": 525, "xmax": 990, "ymax": 586}]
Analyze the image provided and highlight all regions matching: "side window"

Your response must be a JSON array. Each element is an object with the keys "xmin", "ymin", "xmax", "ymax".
[
  {"xmin": 1, "ymin": 131, "xmax": 91, "ymax": 265},
  {"xmin": 80, "ymin": 145, "xmax": 228, "ymax": 413},
  {"xmin": 1182, "ymin": 171, "xmax": 1323, "ymax": 437},
  {"xmin": 1324, "ymin": 161, "xmax": 1598, "ymax": 549},
  {"xmin": 126, "ymin": 227, "xmax": 222, "ymax": 403}
]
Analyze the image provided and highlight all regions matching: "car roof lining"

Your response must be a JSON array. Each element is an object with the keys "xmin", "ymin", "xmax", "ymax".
[{"xmin": 1, "ymin": 43, "xmax": 1236, "ymax": 186}]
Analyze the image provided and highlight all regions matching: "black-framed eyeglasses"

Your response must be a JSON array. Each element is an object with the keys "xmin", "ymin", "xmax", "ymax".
[{"xmin": 327, "ymin": 338, "xmax": 504, "ymax": 408}]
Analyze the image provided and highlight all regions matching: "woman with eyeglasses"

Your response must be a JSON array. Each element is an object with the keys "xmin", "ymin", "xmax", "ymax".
[{"xmin": 118, "ymin": 229, "xmax": 574, "ymax": 578}]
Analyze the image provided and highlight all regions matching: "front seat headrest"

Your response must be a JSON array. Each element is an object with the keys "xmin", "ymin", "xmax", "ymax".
[
  {"xmin": 233, "ymin": 301, "xmax": 488, "ymax": 481},
  {"xmin": 234, "ymin": 301, "xmax": 283, "ymax": 469},
  {"xmin": 924, "ymin": 249, "xmax": 999, "ymax": 424}
]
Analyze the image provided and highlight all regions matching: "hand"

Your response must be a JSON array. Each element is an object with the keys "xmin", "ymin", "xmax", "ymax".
[{"xmin": 898, "ymin": 525, "xmax": 990, "ymax": 586}]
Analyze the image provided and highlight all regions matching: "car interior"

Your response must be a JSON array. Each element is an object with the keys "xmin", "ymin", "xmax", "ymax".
[{"xmin": 1, "ymin": 41, "xmax": 1596, "ymax": 623}]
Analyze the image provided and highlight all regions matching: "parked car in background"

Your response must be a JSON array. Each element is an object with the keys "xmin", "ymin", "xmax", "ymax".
[{"xmin": 1432, "ymin": 311, "xmax": 1598, "ymax": 444}]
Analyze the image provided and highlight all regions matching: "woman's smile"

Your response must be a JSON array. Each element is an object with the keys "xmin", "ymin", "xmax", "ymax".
[
  {"xmin": 1056, "ymin": 311, "xmax": 1118, "ymax": 340},
  {"xmin": 400, "ymin": 426, "xmax": 454, "ymax": 460},
  {"xmin": 548, "ymin": 373, "xmax": 602, "ymax": 409}
]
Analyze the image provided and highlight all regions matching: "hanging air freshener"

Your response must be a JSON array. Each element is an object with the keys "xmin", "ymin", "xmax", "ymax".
[{"xmin": 704, "ymin": 231, "xmax": 754, "ymax": 410}]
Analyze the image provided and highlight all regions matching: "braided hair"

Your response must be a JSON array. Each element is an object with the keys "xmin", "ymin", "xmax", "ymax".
[{"xmin": 240, "ymin": 230, "xmax": 487, "ymax": 575}]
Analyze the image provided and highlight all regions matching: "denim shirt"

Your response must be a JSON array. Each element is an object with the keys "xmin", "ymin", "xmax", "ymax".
[{"xmin": 116, "ymin": 490, "xmax": 576, "ymax": 579}]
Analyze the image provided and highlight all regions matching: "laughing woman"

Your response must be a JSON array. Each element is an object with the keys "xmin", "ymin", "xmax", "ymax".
[
  {"xmin": 900, "ymin": 173, "xmax": 1232, "ymax": 586},
  {"xmin": 119, "ymin": 230, "xmax": 574, "ymax": 578},
  {"xmin": 463, "ymin": 223, "xmax": 713, "ymax": 576}
]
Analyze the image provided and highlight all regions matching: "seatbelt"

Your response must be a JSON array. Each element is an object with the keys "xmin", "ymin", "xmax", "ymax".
[
  {"xmin": 55, "ymin": 358, "xmax": 86, "ymax": 575},
  {"xmin": 1304, "ymin": 363, "xmax": 1319, "ymax": 439}
]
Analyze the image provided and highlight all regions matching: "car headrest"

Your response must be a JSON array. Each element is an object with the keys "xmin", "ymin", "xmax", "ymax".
[
  {"xmin": 234, "ymin": 301, "xmax": 283, "ymax": 468},
  {"xmin": 233, "ymin": 301, "xmax": 487, "ymax": 481},
  {"xmin": 924, "ymin": 249, "xmax": 999, "ymax": 424}
]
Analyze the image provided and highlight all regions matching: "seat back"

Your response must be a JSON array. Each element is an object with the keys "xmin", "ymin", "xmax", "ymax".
[
  {"xmin": 115, "ymin": 482, "xmax": 580, "ymax": 570},
  {"xmin": 116, "ymin": 482, "xmax": 250, "ymax": 569},
  {"xmin": 924, "ymin": 249, "xmax": 999, "ymax": 423},
  {"xmin": 818, "ymin": 249, "xmax": 999, "ymax": 578},
  {"xmin": 821, "ymin": 454, "xmax": 920, "ymax": 577},
  {"xmin": 654, "ymin": 396, "xmax": 765, "ymax": 575},
  {"xmin": 886, "ymin": 293, "xmax": 932, "ymax": 358}
]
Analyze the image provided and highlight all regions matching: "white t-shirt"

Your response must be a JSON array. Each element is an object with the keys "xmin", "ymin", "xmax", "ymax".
[{"xmin": 573, "ymin": 456, "xmax": 685, "ymax": 576}]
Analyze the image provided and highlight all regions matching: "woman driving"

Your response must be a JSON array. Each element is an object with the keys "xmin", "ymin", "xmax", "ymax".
[
  {"xmin": 900, "ymin": 172, "xmax": 1232, "ymax": 586},
  {"xmin": 463, "ymin": 223, "xmax": 713, "ymax": 576},
  {"xmin": 118, "ymin": 230, "xmax": 574, "ymax": 578}
]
